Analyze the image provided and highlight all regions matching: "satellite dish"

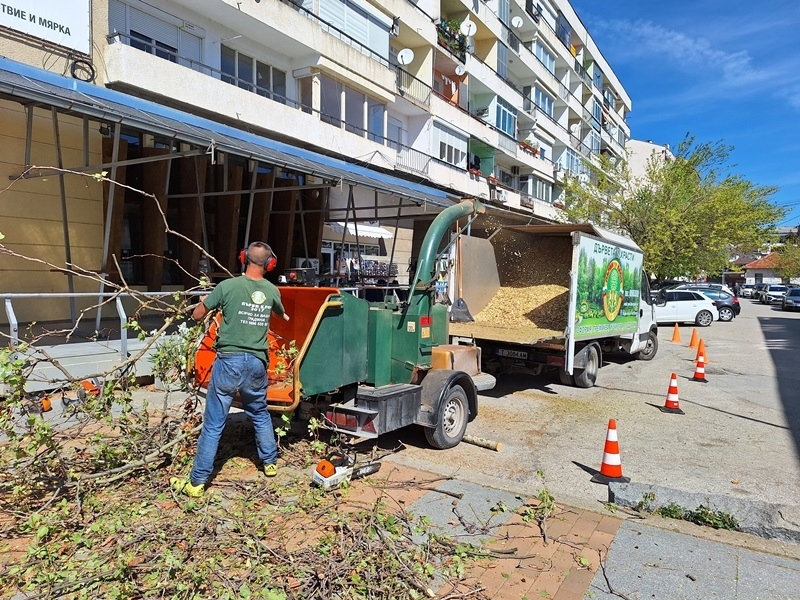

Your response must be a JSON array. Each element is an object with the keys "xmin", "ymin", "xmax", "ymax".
[
  {"xmin": 570, "ymin": 123, "xmax": 580, "ymax": 134},
  {"xmin": 397, "ymin": 48, "xmax": 414, "ymax": 65},
  {"xmin": 511, "ymin": 16, "xmax": 524, "ymax": 29},
  {"xmin": 454, "ymin": 65, "xmax": 466, "ymax": 76},
  {"xmin": 459, "ymin": 18, "xmax": 477, "ymax": 37}
]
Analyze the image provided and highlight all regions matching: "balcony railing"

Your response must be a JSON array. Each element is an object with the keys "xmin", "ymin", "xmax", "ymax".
[
  {"xmin": 396, "ymin": 67, "xmax": 432, "ymax": 108},
  {"xmin": 436, "ymin": 22, "xmax": 467, "ymax": 62},
  {"xmin": 390, "ymin": 142, "xmax": 432, "ymax": 176}
]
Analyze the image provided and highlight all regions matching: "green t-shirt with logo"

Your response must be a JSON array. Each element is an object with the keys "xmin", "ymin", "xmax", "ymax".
[{"xmin": 203, "ymin": 275, "xmax": 285, "ymax": 363}]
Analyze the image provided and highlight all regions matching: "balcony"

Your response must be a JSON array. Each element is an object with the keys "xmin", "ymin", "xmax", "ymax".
[
  {"xmin": 437, "ymin": 21, "xmax": 467, "ymax": 63},
  {"xmin": 396, "ymin": 67, "xmax": 432, "ymax": 109},
  {"xmin": 102, "ymin": 39, "xmax": 398, "ymax": 171}
]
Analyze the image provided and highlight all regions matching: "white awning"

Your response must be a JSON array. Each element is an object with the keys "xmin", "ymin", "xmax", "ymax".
[{"xmin": 330, "ymin": 222, "xmax": 393, "ymax": 239}]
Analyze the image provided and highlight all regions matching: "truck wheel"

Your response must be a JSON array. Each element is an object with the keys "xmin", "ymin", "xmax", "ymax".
[
  {"xmin": 424, "ymin": 385, "xmax": 468, "ymax": 449},
  {"xmin": 574, "ymin": 345, "xmax": 599, "ymax": 388},
  {"xmin": 558, "ymin": 368, "xmax": 574, "ymax": 386},
  {"xmin": 637, "ymin": 331, "xmax": 658, "ymax": 361}
]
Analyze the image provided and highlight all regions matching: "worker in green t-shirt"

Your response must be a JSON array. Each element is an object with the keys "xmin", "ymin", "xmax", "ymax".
[{"xmin": 171, "ymin": 242, "xmax": 289, "ymax": 497}]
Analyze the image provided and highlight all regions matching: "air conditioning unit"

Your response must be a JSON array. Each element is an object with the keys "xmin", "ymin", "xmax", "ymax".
[
  {"xmin": 292, "ymin": 257, "xmax": 320, "ymax": 274},
  {"xmin": 491, "ymin": 188, "xmax": 508, "ymax": 203},
  {"xmin": 475, "ymin": 108, "xmax": 490, "ymax": 118}
]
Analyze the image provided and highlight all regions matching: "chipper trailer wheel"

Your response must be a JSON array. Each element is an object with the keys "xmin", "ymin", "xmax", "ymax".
[{"xmin": 424, "ymin": 384, "xmax": 469, "ymax": 450}]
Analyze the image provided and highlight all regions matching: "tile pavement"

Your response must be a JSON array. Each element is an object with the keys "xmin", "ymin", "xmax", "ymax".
[{"xmin": 346, "ymin": 462, "xmax": 621, "ymax": 600}]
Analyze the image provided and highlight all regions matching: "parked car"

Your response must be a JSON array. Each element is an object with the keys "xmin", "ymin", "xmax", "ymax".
[
  {"xmin": 684, "ymin": 287, "xmax": 740, "ymax": 321},
  {"xmin": 760, "ymin": 284, "xmax": 788, "ymax": 304},
  {"xmin": 752, "ymin": 283, "xmax": 768, "ymax": 301},
  {"xmin": 782, "ymin": 287, "xmax": 800, "ymax": 311},
  {"xmin": 671, "ymin": 282, "xmax": 735, "ymax": 295},
  {"xmin": 740, "ymin": 283, "xmax": 755, "ymax": 298},
  {"xmin": 654, "ymin": 289, "xmax": 717, "ymax": 327}
]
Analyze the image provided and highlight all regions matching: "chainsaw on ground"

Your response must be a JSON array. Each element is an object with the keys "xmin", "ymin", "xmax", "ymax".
[{"xmin": 312, "ymin": 452, "xmax": 381, "ymax": 490}]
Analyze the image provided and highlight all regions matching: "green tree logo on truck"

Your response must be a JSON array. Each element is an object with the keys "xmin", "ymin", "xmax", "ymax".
[{"xmin": 602, "ymin": 260, "xmax": 624, "ymax": 321}]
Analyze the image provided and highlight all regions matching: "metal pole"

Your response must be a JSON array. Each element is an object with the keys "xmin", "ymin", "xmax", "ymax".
[
  {"xmin": 24, "ymin": 104, "xmax": 33, "ymax": 167},
  {"xmin": 243, "ymin": 162, "xmax": 258, "ymax": 247},
  {"xmin": 52, "ymin": 107, "xmax": 77, "ymax": 325},
  {"xmin": 96, "ymin": 122, "xmax": 122, "ymax": 333}
]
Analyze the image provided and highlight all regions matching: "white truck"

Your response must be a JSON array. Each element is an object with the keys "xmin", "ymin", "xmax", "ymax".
[{"xmin": 449, "ymin": 224, "xmax": 658, "ymax": 387}]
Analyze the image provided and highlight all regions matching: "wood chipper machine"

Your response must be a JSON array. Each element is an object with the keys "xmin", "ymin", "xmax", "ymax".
[{"xmin": 193, "ymin": 199, "xmax": 495, "ymax": 448}]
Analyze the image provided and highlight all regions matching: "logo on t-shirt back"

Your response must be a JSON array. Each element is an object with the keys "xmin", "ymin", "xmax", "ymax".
[{"xmin": 251, "ymin": 290, "xmax": 267, "ymax": 304}]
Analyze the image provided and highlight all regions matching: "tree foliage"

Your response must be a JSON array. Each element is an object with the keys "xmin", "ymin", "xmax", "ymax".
[
  {"xmin": 775, "ymin": 244, "xmax": 800, "ymax": 280},
  {"xmin": 560, "ymin": 135, "xmax": 784, "ymax": 281}
]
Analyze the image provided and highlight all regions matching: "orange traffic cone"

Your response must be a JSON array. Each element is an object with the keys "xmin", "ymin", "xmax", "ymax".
[
  {"xmin": 591, "ymin": 419, "xmax": 631, "ymax": 484},
  {"xmin": 688, "ymin": 328, "xmax": 699, "ymax": 349},
  {"xmin": 671, "ymin": 323, "xmax": 682, "ymax": 343},
  {"xmin": 695, "ymin": 339, "xmax": 706, "ymax": 363},
  {"xmin": 660, "ymin": 373, "xmax": 685, "ymax": 414},
  {"xmin": 691, "ymin": 353, "xmax": 708, "ymax": 383}
]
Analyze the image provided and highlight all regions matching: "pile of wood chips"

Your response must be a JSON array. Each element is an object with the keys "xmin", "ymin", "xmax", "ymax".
[{"xmin": 473, "ymin": 284, "xmax": 569, "ymax": 331}]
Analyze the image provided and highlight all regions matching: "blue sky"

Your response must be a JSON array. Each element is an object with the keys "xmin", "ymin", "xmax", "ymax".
[{"xmin": 569, "ymin": 0, "xmax": 800, "ymax": 228}]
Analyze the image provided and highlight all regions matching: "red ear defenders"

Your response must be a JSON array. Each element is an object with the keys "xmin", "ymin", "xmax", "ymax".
[{"xmin": 239, "ymin": 244, "xmax": 278, "ymax": 272}]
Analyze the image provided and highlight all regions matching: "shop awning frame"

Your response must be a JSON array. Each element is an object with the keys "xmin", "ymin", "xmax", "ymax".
[{"xmin": 0, "ymin": 57, "xmax": 454, "ymax": 208}]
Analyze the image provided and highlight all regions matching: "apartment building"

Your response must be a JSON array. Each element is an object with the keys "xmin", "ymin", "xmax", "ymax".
[{"xmin": 0, "ymin": 0, "xmax": 630, "ymax": 323}]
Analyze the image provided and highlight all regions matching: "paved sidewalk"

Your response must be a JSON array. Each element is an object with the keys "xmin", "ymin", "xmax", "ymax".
[
  {"xmin": 349, "ymin": 462, "xmax": 622, "ymax": 599},
  {"xmin": 347, "ymin": 462, "xmax": 800, "ymax": 600}
]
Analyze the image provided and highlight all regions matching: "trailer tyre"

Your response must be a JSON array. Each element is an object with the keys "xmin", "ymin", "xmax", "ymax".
[
  {"xmin": 425, "ymin": 384, "xmax": 468, "ymax": 449},
  {"xmin": 574, "ymin": 345, "xmax": 599, "ymax": 388},
  {"xmin": 637, "ymin": 330, "xmax": 658, "ymax": 361}
]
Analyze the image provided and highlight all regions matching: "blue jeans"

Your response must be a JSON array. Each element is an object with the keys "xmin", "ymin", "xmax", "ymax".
[{"xmin": 190, "ymin": 352, "xmax": 277, "ymax": 485}]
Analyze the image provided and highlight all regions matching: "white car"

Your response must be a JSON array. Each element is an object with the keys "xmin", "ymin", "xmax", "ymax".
[
  {"xmin": 760, "ymin": 284, "xmax": 788, "ymax": 304},
  {"xmin": 654, "ymin": 289, "xmax": 717, "ymax": 327}
]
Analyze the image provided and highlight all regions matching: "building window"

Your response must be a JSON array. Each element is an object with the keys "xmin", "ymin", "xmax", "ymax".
[
  {"xmin": 344, "ymin": 87, "xmax": 365, "ymax": 135},
  {"xmin": 497, "ymin": 43, "xmax": 508, "ymax": 79},
  {"xmin": 556, "ymin": 13, "xmax": 571, "ymax": 47},
  {"xmin": 534, "ymin": 86, "xmax": 554, "ymax": 117},
  {"xmin": 534, "ymin": 177, "xmax": 553, "ymax": 203},
  {"xmin": 592, "ymin": 98, "xmax": 602, "ymax": 125},
  {"xmin": 221, "ymin": 45, "xmax": 287, "ymax": 100},
  {"xmin": 302, "ymin": 0, "xmax": 391, "ymax": 62},
  {"xmin": 320, "ymin": 74, "xmax": 343, "ymax": 126},
  {"xmin": 534, "ymin": 41, "xmax": 555, "ymax": 74},
  {"xmin": 565, "ymin": 148, "xmax": 581, "ymax": 175},
  {"xmin": 432, "ymin": 122, "xmax": 467, "ymax": 169},
  {"xmin": 110, "ymin": 1, "xmax": 203, "ymax": 67},
  {"xmin": 496, "ymin": 97, "xmax": 517, "ymax": 138},
  {"xmin": 257, "ymin": 61, "xmax": 287, "ymax": 103},
  {"xmin": 593, "ymin": 66, "xmax": 604, "ymax": 90},
  {"xmin": 589, "ymin": 131, "xmax": 601, "ymax": 154}
]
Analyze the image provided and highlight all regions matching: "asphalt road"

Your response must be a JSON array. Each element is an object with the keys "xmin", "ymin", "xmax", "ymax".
[{"xmin": 383, "ymin": 296, "xmax": 800, "ymax": 522}]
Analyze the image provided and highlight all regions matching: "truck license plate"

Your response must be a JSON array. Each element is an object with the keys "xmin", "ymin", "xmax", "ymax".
[{"xmin": 497, "ymin": 349, "xmax": 527, "ymax": 359}]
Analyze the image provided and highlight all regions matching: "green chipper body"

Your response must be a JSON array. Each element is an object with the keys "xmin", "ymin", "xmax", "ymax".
[{"xmin": 263, "ymin": 199, "xmax": 493, "ymax": 447}]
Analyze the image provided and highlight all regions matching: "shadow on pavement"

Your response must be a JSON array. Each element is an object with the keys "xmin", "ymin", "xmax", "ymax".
[{"xmin": 758, "ymin": 311, "xmax": 800, "ymax": 459}]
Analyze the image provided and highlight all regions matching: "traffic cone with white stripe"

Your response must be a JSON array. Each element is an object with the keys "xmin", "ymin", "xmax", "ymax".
[
  {"xmin": 695, "ymin": 339, "xmax": 706, "ymax": 363},
  {"xmin": 660, "ymin": 373, "xmax": 685, "ymax": 414},
  {"xmin": 591, "ymin": 419, "xmax": 631, "ymax": 484},
  {"xmin": 691, "ymin": 352, "xmax": 708, "ymax": 383}
]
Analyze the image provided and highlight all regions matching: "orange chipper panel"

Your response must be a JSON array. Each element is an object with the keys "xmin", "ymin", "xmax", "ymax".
[{"xmin": 193, "ymin": 287, "xmax": 340, "ymax": 409}]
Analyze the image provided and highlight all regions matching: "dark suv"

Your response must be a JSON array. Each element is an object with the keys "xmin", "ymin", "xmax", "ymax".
[
  {"xmin": 782, "ymin": 287, "xmax": 800, "ymax": 311},
  {"xmin": 672, "ymin": 285, "xmax": 740, "ymax": 321}
]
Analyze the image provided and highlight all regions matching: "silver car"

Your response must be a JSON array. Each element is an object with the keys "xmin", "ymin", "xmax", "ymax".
[{"xmin": 782, "ymin": 288, "xmax": 800, "ymax": 311}]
